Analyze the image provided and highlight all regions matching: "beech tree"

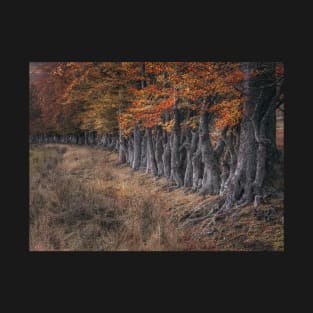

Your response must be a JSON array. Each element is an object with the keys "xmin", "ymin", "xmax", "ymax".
[{"xmin": 221, "ymin": 62, "xmax": 284, "ymax": 210}]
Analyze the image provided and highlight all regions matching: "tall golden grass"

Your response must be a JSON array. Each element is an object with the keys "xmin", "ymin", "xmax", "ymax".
[{"xmin": 29, "ymin": 144, "xmax": 216, "ymax": 251}]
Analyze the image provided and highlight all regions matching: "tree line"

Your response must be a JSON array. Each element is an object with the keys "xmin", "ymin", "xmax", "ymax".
[{"xmin": 29, "ymin": 62, "xmax": 284, "ymax": 211}]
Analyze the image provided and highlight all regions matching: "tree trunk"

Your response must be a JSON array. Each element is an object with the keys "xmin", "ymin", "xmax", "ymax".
[
  {"xmin": 128, "ymin": 136, "xmax": 134, "ymax": 166},
  {"xmin": 132, "ymin": 126, "xmax": 141, "ymax": 171},
  {"xmin": 146, "ymin": 128, "xmax": 158, "ymax": 176},
  {"xmin": 155, "ymin": 126, "xmax": 164, "ymax": 177},
  {"xmin": 162, "ymin": 130, "xmax": 171, "ymax": 180},
  {"xmin": 162, "ymin": 111, "xmax": 171, "ymax": 180},
  {"xmin": 221, "ymin": 75, "xmax": 257, "ymax": 209},
  {"xmin": 199, "ymin": 103, "xmax": 221, "ymax": 195},
  {"xmin": 117, "ymin": 129, "xmax": 127, "ymax": 164},
  {"xmin": 141, "ymin": 131, "xmax": 147, "ymax": 169},
  {"xmin": 253, "ymin": 63, "xmax": 281, "ymax": 197},
  {"xmin": 221, "ymin": 62, "xmax": 279, "ymax": 211},
  {"xmin": 182, "ymin": 130, "xmax": 192, "ymax": 187},
  {"xmin": 220, "ymin": 129, "xmax": 238, "ymax": 195},
  {"xmin": 192, "ymin": 134, "xmax": 202, "ymax": 191},
  {"xmin": 170, "ymin": 105, "xmax": 184, "ymax": 187},
  {"xmin": 183, "ymin": 129, "xmax": 198, "ymax": 187}
]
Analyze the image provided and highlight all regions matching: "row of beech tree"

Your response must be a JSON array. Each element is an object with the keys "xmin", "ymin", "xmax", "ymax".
[{"xmin": 29, "ymin": 62, "xmax": 284, "ymax": 211}]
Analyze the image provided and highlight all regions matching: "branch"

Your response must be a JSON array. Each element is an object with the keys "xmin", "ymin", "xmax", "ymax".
[
  {"xmin": 251, "ymin": 88, "xmax": 264, "ymax": 143},
  {"xmin": 258, "ymin": 77, "xmax": 285, "ymax": 140},
  {"xmin": 179, "ymin": 142, "xmax": 190, "ymax": 152}
]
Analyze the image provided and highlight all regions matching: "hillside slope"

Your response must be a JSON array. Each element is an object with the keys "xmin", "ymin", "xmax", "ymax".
[{"xmin": 29, "ymin": 144, "xmax": 284, "ymax": 251}]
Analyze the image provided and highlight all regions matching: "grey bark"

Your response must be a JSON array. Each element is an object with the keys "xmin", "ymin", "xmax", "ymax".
[
  {"xmin": 146, "ymin": 128, "xmax": 158, "ymax": 176},
  {"xmin": 220, "ymin": 130, "xmax": 238, "ymax": 195},
  {"xmin": 117, "ymin": 129, "xmax": 127, "ymax": 164},
  {"xmin": 132, "ymin": 126, "xmax": 141, "ymax": 171},
  {"xmin": 127, "ymin": 136, "xmax": 134, "ymax": 166},
  {"xmin": 141, "ymin": 131, "xmax": 147, "ymax": 169},
  {"xmin": 162, "ymin": 111, "xmax": 171, "ymax": 180},
  {"xmin": 192, "ymin": 135, "xmax": 202, "ymax": 190},
  {"xmin": 155, "ymin": 126, "xmax": 164, "ymax": 176},
  {"xmin": 183, "ymin": 129, "xmax": 198, "ymax": 187},
  {"xmin": 221, "ymin": 62, "xmax": 279, "ymax": 211},
  {"xmin": 198, "ymin": 102, "xmax": 221, "ymax": 195},
  {"xmin": 170, "ymin": 105, "xmax": 184, "ymax": 187}
]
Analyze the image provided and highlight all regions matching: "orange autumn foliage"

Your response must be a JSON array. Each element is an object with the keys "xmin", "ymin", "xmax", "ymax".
[{"xmin": 30, "ymin": 62, "xmax": 280, "ymax": 136}]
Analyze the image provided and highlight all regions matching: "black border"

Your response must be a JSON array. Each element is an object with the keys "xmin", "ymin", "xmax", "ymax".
[{"xmin": 6, "ymin": 22, "xmax": 300, "ymax": 294}]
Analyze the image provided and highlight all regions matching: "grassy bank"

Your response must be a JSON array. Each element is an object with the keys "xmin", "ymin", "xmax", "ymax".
[
  {"xmin": 29, "ymin": 144, "xmax": 284, "ymax": 251},
  {"xmin": 29, "ymin": 144, "xmax": 216, "ymax": 251}
]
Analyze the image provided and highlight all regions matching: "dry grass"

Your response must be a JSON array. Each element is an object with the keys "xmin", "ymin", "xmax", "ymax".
[
  {"xmin": 29, "ymin": 144, "xmax": 284, "ymax": 251},
  {"xmin": 203, "ymin": 199, "xmax": 284, "ymax": 251},
  {"xmin": 29, "ymin": 144, "xmax": 211, "ymax": 251}
]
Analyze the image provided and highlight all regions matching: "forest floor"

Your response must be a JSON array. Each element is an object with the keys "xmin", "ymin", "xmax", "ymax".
[{"xmin": 29, "ymin": 144, "xmax": 284, "ymax": 251}]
